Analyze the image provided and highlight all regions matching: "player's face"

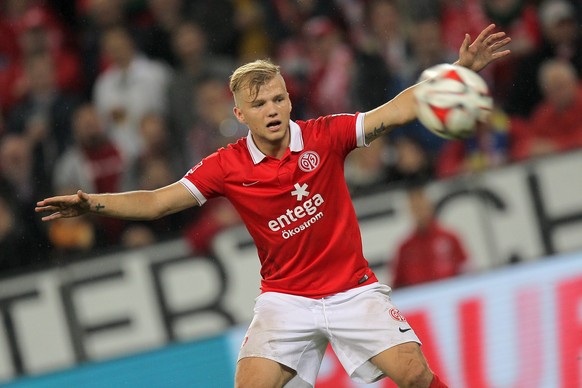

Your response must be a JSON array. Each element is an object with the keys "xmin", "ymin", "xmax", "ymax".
[{"xmin": 233, "ymin": 74, "xmax": 292, "ymax": 157}]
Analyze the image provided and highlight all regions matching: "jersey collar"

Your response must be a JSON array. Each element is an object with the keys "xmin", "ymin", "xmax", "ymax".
[{"xmin": 246, "ymin": 120, "xmax": 304, "ymax": 164}]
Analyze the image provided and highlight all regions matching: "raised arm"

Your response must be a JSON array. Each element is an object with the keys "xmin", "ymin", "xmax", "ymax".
[
  {"xmin": 363, "ymin": 24, "xmax": 511, "ymax": 144},
  {"xmin": 35, "ymin": 182, "xmax": 198, "ymax": 222}
]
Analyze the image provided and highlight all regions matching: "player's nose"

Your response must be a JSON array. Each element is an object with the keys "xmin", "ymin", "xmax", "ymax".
[{"xmin": 267, "ymin": 103, "xmax": 279, "ymax": 117}]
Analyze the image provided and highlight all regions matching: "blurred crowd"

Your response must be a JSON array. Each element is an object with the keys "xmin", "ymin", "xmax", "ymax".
[{"xmin": 1, "ymin": 0, "xmax": 582, "ymax": 277}]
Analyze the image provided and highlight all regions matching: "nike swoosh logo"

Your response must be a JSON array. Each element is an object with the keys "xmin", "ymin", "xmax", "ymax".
[
  {"xmin": 399, "ymin": 327, "xmax": 412, "ymax": 333},
  {"xmin": 242, "ymin": 181, "xmax": 260, "ymax": 186}
]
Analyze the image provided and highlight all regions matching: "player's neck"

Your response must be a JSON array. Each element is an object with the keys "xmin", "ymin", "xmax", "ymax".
[{"xmin": 254, "ymin": 133, "xmax": 290, "ymax": 160}]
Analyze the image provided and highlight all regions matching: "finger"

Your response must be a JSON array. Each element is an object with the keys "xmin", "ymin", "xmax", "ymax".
[
  {"xmin": 485, "ymin": 31, "xmax": 506, "ymax": 44},
  {"xmin": 463, "ymin": 33, "xmax": 471, "ymax": 49},
  {"xmin": 37, "ymin": 197, "xmax": 62, "ymax": 206},
  {"xmin": 42, "ymin": 212, "xmax": 63, "ymax": 222},
  {"xmin": 485, "ymin": 36, "xmax": 510, "ymax": 50},
  {"xmin": 37, "ymin": 198, "xmax": 65, "ymax": 207},
  {"xmin": 36, "ymin": 200, "xmax": 65, "ymax": 210},
  {"xmin": 488, "ymin": 38, "xmax": 512, "ymax": 53},
  {"xmin": 78, "ymin": 190, "xmax": 90, "ymax": 202},
  {"xmin": 495, "ymin": 37, "xmax": 512, "ymax": 47},
  {"xmin": 491, "ymin": 49, "xmax": 511, "ymax": 59},
  {"xmin": 460, "ymin": 33, "xmax": 471, "ymax": 54},
  {"xmin": 38, "ymin": 195, "xmax": 77, "ymax": 206},
  {"xmin": 36, "ymin": 199, "xmax": 51, "ymax": 206},
  {"xmin": 474, "ymin": 24, "xmax": 496, "ymax": 44},
  {"xmin": 35, "ymin": 205, "xmax": 61, "ymax": 213}
]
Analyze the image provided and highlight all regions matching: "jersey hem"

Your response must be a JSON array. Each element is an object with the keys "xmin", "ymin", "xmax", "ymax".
[{"xmin": 260, "ymin": 275, "xmax": 378, "ymax": 299}]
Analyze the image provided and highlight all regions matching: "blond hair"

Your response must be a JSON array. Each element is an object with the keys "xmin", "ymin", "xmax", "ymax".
[{"xmin": 229, "ymin": 59, "xmax": 281, "ymax": 102}]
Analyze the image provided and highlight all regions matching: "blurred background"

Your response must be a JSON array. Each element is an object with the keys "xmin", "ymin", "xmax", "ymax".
[{"xmin": 0, "ymin": 0, "xmax": 581, "ymax": 387}]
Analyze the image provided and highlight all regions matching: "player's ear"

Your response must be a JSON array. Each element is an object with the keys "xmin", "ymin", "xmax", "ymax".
[{"xmin": 233, "ymin": 106, "xmax": 246, "ymax": 124}]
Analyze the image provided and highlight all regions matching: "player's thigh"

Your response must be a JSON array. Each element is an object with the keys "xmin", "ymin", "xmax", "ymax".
[
  {"xmin": 370, "ymin": 341, "xmax": 433, "ymax": 387},
  {"xmin": 235, "ymin": 356, "xmax": 296, "ymax": 388}
]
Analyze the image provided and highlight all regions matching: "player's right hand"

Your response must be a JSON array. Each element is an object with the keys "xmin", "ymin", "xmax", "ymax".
[{"xmin": 35, "ymin": 190, "xmax": 92, "ymax": 222}]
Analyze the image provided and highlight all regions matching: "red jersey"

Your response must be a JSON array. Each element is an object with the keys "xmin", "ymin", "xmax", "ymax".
[
  {"xmin": 509, "ymin": 88, "xmax": 582, "ymax": 161},
  {"xmin": 180, "ymin": 114, "xmax": 377, "ymax": 298},
  {"xmin": 392, "ymin": 221, "xmax": 468, "ymax": 288}
]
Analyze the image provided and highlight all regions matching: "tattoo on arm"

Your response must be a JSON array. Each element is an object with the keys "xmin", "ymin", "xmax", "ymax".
[
  {"xmin": 365, "ymin": 122, "xmax": 389, "ymax": 143},
  {"xmin": 95, "ymin": 203, "xmax": 105, "ymax": 212}
]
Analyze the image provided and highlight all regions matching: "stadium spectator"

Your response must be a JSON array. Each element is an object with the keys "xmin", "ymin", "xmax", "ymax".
[
  {"xmin": 440, "ymin": 0, "xmax": 541, "ymax": 106},
  {"xmin": 6, "ymin": 52, "xmax": 79, "ymax": 196},
  {"xmin": 52, "ymin": 103, "xmax": 126, "ymax": 245},
  {"xmin": 351, "ymin": 46, "xmax": 397, "ymax": 114},
  {"xmin": 360, "ymin": 0, "xmax": 411, "ymax": 84},
  {"xmin": 0, "ymin": 135, "xmax": 36, "ymax": 211},
  {"xmin": 0, "ymin": 134, "xmax": 50, "ymax": 264},
  {"xmin": 93, "ymin": 26, "xmax": 172, "ymax": 163},
  {"xmin": 436, "ymin": 108, "xmax": 511, "ymax": 178},
  {"xmin": 0, "ymin": 19, "xmax": 20, "ymax": 111},
  {"xmin": 385, "ymin": 134, "xmax": 435, "ymax": 186},
  {"xmin": 440, "ymin": 0, "xmax": 540, "ymax": 60},
  {"xmin": 504, "ymin": 0, "xmax": 582, "ymax": 117},
  {"xmin": 185, "ymin": 0, "xmax": 237, "ymax": 56},
  {"xmin": 389, "ymin": 17, "xmax": 453, "ymax": 156},
  {"xmin": 129, "ymin": 112, "xmax": 183, "ymax": 191},
  {"xmin": 262, "ymin": 0, "xmax": 345, "ymax": 45},
  {"xmin": 232, "ymin": 0, "xmax": 272, "ymax": 62},
  {"xmin": 302, "ymin": 16, "xmax": 355, "ymax": 117},
  {"xmin": 407, "ymin": 18, "xmax": 457, "ymax": 87},
  {"xmin": 344, "ymin": 137, "xmax": 390, "ymax": 196},
  {"xmin": 0, "ymin": 194, "xmax": 38, "ymax": 273},
  {"xmin": 391, "ymin": 185, "xmax": 469, "ymax": 288},
  {"xmin": 167, "ymin": 21, "xmax": 234, "ymax": 167},
  {"xmin": 264, "ymin": 2, "xmax": 349, "ymax": 119},
  {"xmin": 350, "ymin": 1, "xmax": 404, "ymax": 113},
  {"xmin": 185, "ymin": 75, "xmax": 246, "ymax": 164},
  {"xmin": 77, "ymin": 0, "xmax": 127, "ymax": 99},
  {"xmin": 511, "ymin": 59, "xmax": 582, "ymax": 160},
  {"xmin": 122, "ymin": 112, "xmax": 197, "ymax": 247},
  {"xmin": 0, "ymin": 3, "xmax": 82, "ymax": 111},
  {"xmin": 138, "ymin": 0, "xmax": 186, "ymax": 67},
  {"xmin": 52, "ymin": 103, "xmax": 126, "ymax": 199},
  {"xmin": 183, "ymin": 197, "xmax": 241, "ymax": 255}
]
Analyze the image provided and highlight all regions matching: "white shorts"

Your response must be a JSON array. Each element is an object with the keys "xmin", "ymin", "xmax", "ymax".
[{"xmin": 238, "ymin": 282, "xmax": 421, "ymax": 387}]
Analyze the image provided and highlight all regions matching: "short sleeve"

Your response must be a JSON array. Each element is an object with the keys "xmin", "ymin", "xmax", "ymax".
[
  {"xmin": 179, "ymin": 152, "xmax": 225, "ymax": 206},
  {"xmin": 308, "ymin": 112, "xmax": 366, "ymax": 157}
]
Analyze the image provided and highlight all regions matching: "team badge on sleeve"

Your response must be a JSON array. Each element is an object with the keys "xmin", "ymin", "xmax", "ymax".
[{"xmin": 186, "ymin": 160, "xmax": 203, "ymax": 175}]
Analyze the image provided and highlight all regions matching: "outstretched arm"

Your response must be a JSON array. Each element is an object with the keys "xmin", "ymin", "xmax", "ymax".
[
  {"xmin": 363, "ymin": 24, "xmax": 511, "ymax": 144},
  {"xmin": 35, "ymin": 182, "xmax": 198, "ymax": 222}
]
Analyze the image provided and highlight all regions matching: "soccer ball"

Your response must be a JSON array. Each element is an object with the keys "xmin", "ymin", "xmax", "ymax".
[{"xmin": 413, "ymin": 64, "xmax": 493, "ymax": 140}]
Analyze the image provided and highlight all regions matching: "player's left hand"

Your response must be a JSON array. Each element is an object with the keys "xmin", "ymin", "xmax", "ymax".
[
  {"xmin": 35, "ymin": 190, "xmax": 92, "ymax": 222},
  {"xmin": 456, "ymin": 24, "xmax": 511, "ymax": 73}
]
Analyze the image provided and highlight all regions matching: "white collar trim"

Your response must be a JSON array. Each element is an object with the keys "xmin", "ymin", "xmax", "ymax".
[{"xmin": 246, "ymin": 120, "xmax": 304, "ymax": 164}]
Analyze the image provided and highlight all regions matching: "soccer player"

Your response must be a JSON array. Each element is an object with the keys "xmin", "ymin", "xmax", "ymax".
[{"xmin": 36, "ymin": 24, "xmax": 510, "ymax": 388}]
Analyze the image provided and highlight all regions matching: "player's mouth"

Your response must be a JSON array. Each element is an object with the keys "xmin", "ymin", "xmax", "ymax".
[{"xmin": 266, "ymin": 120, "xmax": 282, "ymax": 132}]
